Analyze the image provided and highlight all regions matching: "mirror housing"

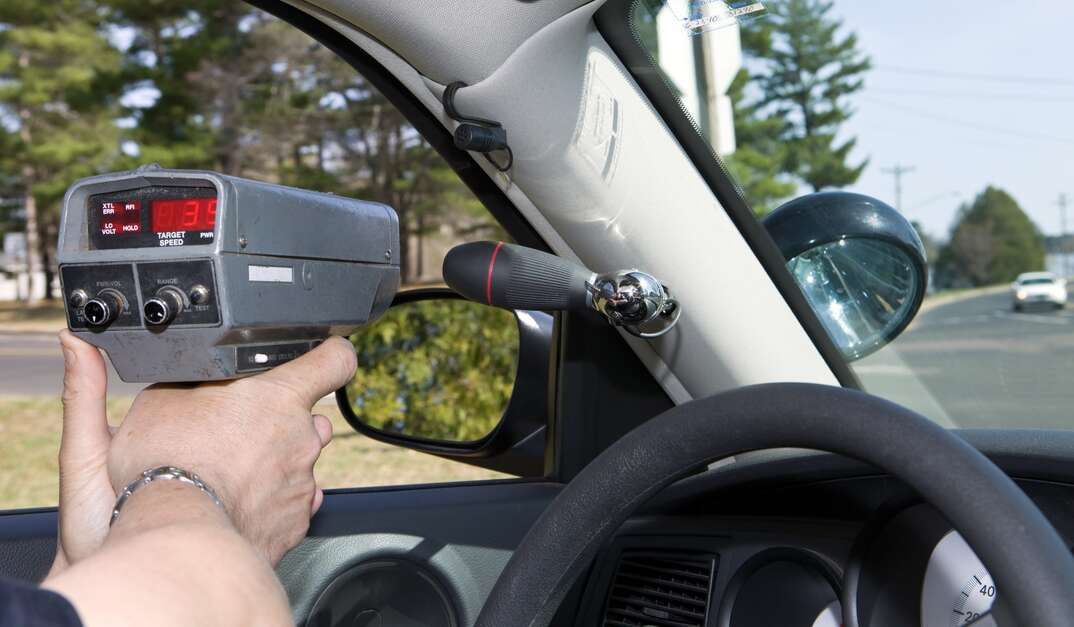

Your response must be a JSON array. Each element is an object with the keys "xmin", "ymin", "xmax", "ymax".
[
  {"xmin": 764, "ymin": 191, "xmax": 928, "ymax": 360},
  {"xmin": 335, "ymin": 287, "xmax": 553, "ymax": 477}
]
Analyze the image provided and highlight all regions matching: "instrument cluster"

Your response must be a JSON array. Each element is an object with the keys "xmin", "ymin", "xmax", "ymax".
[
  {"xmin": 714, "ymin": 503, "xmax": 1000, "ymax": 627},
  {"xmin": 843, "ymin": 503, "xmax": 997, "ymax": 627}
]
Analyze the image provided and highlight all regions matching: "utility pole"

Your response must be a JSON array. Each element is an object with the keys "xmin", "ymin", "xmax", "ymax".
[
  {"xmin": 882, "ymin": 164, "xmax": 916, "ymax": 212},
  {"xmin": 1059, "ymin": 193, "xmax": 1070, "ymax": 278}
]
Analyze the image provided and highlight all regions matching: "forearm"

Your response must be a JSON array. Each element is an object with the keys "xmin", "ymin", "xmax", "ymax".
[{"xmin": 43, "ymin": 481, "xmax": 291, "ymax": 627}]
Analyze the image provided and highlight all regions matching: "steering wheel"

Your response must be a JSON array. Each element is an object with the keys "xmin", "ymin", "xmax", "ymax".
[{"xmin": 474, "ymin": 383, "xmax": 1074, "ymax": 627}]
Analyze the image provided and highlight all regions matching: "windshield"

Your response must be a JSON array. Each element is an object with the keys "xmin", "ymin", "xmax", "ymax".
[{"xmin": 630, "ymin": 1, "xmax": 1074, "ymax": 428}]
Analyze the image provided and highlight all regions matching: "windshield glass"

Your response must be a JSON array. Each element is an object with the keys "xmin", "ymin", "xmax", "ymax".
[{"xmin": 630, "ymin": 1, "xmax": 1074, "ymax": 428}]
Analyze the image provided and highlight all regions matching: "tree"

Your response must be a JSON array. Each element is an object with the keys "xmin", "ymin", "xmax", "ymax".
[
  {"xmin": 911, "ymin": 220, "xmax": 938, "ymax": 263},
  {"xmin": 0, "ymin": 135, "xmax": 22, "ymax": 238},
  {"xmin": 1, "ymin": 1, "xmax": 496, "ymax": 293},
  {"xmin": 723, "ymin": 69, "xmax": 796, "ymax": 216},
  {"xmin": 235, "ymin": 17, "xmax": 492, "ymax": 282},
  {"xmin": 103, "ymin": 0, "xmax": 260, "ymax": 172},
  {"xmin": 937, "ymin": 186, "xmax": 1045, "ymax": 286},
  {"xmin": 105, "ymin": 5, "xmax": 492, "ymax": 283},
  {"xmin": 345, "ymin": 299, "xmax": 519, "ymax": 441},
  {"xmin": 737, "ymin": 0, "xmax": 870, "ymax": 193},
  {"xmin": 0, "ymin": 0, "xmax": 122, "ymax": 301}
]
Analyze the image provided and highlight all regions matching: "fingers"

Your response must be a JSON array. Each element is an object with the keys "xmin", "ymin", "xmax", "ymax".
[
  {"xmin": 59, "ymin": 330, "xmax": 111, "ymax": 460},
  {"xmin": 309, "ymin": 415, "xmax": 331, "ymax": 516},
  {"xmin": 312, "ymin": 414, "xmax": 333, "ymax": 448},
  {"xmin": 257, "ymin": 336, "xmax": 357, "ymax": 407}
]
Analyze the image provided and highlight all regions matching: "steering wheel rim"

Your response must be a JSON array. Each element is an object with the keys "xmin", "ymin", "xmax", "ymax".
[{"xmin": 475, "ymin": 383, "xmax": 1074, "ymax": 627}]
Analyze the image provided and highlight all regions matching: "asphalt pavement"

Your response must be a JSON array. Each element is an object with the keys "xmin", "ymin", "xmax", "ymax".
[
  {"xmin": 4, "ymin": 289, "xmax": 1074, "ymax": 430},
  {"xmin": 0, "ymin": 332, "xmax": 148, "ymax": 397},
  {"xmin": 855, "ymin": 290, "xmax": 1074, "ymax": 429}
]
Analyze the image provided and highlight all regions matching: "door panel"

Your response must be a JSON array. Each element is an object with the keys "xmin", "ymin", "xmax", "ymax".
[
  {"xmin": 0, "ymin": 509, "xmax": 57, "ymax": 582},
  {"xmin": 0, "ymin": 482, "xmax": 558, "ymax": 625},
  {"xmin": 279, "ymin": 481, "xmax": 559, "ymax": 624}
]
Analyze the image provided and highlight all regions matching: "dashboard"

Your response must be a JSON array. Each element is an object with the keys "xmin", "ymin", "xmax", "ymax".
[
  {"xmin": 270, "ymin": 431, "xmax": 1074, "ymax": 626},
  {"xmin": 561, "ymin": 442, "xmax": 1074, "ymax": 627}
]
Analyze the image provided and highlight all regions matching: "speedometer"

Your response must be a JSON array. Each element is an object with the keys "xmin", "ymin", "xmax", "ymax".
[{"xmin": 920, "ymin": 530, "xmax": 997, "ymax": 626}]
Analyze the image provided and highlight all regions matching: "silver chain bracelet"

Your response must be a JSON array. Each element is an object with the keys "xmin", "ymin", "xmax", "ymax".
[{"xmin": 110, "ymin": 466, "xmax": 225, "ymax": 526}]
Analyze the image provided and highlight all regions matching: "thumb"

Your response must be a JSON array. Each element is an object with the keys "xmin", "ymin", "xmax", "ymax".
[
  {"xmin": 59, "ymin": 330, "xmax": 112, "ymax": 461},
  {"xmin": 256, "ymin": 336, "xmax": 357, "ymax": 407}
]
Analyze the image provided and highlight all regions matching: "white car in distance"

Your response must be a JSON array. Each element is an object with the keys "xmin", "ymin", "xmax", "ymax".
[{"xmin": 1012, "ymin": 271, "xmax": 1067, "ymax": 310}]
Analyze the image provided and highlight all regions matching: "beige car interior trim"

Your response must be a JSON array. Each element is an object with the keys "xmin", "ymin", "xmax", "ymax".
[{"xmin": 286, "ymin": 0, "xmax": 839, "ymax": 403}]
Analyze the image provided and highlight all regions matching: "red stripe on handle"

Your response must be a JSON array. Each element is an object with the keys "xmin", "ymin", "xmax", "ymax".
[{"xmin": 486, "ymin": 241, "xmax": 505, "ymax": 305}]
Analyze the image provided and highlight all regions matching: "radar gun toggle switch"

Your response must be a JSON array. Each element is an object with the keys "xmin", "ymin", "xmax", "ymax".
[{"xmin": 443, "ymin": 241, "xmax": 681, "ymax": 338}]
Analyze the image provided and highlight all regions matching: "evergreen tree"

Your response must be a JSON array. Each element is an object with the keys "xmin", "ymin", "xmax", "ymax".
[
  {"xmin": 738, "ymin": 0, "xmax": 870, "ymax": 192},
  {"xmin": 0, "ymin": 0, "xmax": 122, "ymax": 301},
  {"xmin": 723, "ymin": 69, "xmax": 796, "ymax": 216},
  {"xmin": 937, "ymin": 186, "xmax": 1045, "ymax": 286},
  {"xmin": 1, "ymin": 1, "xmax": 499, "ymax": 288},
  {"xmin": 103, "ymin": 0, "xmax": 258, "ymax": 171}
]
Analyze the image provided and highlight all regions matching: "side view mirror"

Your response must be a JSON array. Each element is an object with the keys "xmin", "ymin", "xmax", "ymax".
[
  {"xmin": 764, "ymin": 191, "xmax": 928, "ymax": 361},
  {"xmin": 335, "ymin": 287, "xmax": 553, "ymax": 476}
]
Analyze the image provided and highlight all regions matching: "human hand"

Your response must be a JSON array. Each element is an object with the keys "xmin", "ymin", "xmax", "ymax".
[
  {"xmin": 50, "ymin": 330, "xmax": 119, "ymax": 574},
  {"xmin": 106, "ymin": 337, "xmax": 355, "ymax": 565}
]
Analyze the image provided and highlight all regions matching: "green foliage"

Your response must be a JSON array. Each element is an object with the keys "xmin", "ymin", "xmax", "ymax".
[
  {"xmin": 0, "ymin": 0, "xmax": 123, "ymax": 299},
  {"xmin": 101, "ymin": 3, "xmax": 492, "ymax": 280},
  {"xmin": 2, "ymin": 0, "xmax": 513, "ymax": 440},
  {"xmin": 910, "ymin": 220, "xmax": 938, "ymax": 264},
  {"xmin": 936, "ymin": 186, "xmax": 1045, "ymax": 286},
  {"xmin": 735, "ymin": 0, "xmax": 870, "ymax": 195},
  {"xmin": 723, "ymin": 69, "xmax": 796, "ymax": 216},
  {"xmin": 0, "ymin": 0, "xmax": 123, "ymax": 216},
  {"xmin": 0, "ymin": 138, "xmax": 22, "ymax": 236},
  {"xmin": 103, "ymin": 0, "xmax": 252, "ymax": 172},
  {"xmin": 345, "ymin": 300, "xmax": 519, "ymax": 443}
]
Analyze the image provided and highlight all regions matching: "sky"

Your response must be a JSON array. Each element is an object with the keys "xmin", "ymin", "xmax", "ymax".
[{"xmin": 825, "ymin": 0, "xmax": 1074, "ymax": 241}]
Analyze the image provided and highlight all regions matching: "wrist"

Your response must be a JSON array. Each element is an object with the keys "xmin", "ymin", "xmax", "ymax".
[
  {"xmin": 111, "ymin": 466, "xmax": 225, "ymax": 527},
  {"xmin": 109, "ymin": 477, "xmax": 231, "ymax": 538},
  {"xmin": 112, "ymin": 456, "xmax": 234, "ymax": 512}
]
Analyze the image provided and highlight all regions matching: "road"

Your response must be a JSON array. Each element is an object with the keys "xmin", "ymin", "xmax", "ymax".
[
  {"xmin": 855, "ymin": 290, "xmax": 1074, "ymax": 429},
  {"xmin": 0, "ymin": 332, "xmax": 147, "ymax": 397},
  {"xmin": 4, "ymin": 289, "xmax": 1074, "ymax": 429}
]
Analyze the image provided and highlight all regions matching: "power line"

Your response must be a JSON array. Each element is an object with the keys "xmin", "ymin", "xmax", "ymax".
[
  {"xmin": 861, "ymin": 97, "xmax": 1074, "ymax": 146},
  {"xmin": 908, "ymin": 191, "xmax": 960, "ymax": 212},
  {"xmin": 875, "ymin": 65, "xmax": 1074, "ymax": 87},
  {"xmin": 864, "ymin": 124, "xmax": 1026, "ymax": 152},
  {"xmin": 868, "ymin": 87, "xmax": 1074, "ymax": 103}
]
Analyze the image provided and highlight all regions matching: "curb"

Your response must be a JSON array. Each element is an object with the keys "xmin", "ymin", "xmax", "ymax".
[{"xmin": 918, "ymin": 285, "xmax": 1009, "ymax": 315}]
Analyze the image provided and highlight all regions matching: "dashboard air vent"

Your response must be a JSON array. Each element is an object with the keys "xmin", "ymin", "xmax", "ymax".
[{"xmin": 602, "ymin": 551, "xmax": 717, "ymax": 626}]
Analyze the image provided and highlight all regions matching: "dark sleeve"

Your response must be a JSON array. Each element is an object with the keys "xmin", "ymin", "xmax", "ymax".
[{"xmin": 0, "ymin": 577, "xmax": 82, "ymax": 627}]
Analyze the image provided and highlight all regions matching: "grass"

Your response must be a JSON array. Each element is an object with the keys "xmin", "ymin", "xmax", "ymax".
[
  {"xmin": 0, "ymin": 396, "xmax": 508, "ymax": 511},
  {"xmin": 918, "ymin": 283, "xmax": 1010, "ymax": 315},
  {"xmin": 0, "ymin": 300, "xmax": 66, "ymax": 333},
  {"xmin": 0, "ymin": 282, "xmax": 1005, "ymax": 510}
]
